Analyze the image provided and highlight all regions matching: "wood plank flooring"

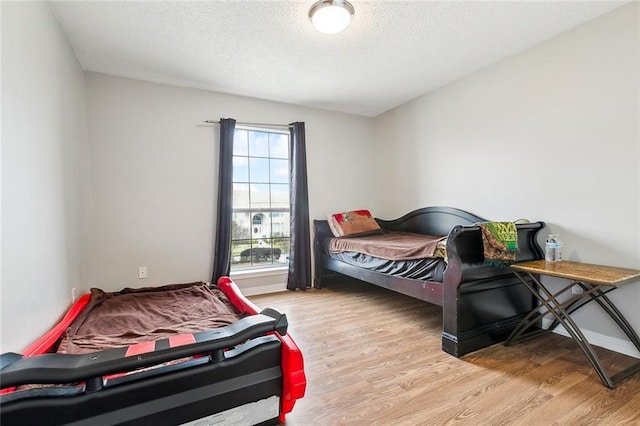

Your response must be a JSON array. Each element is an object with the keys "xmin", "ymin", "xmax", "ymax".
[{"xmin": 249, "ymin": 279, "xmax": 640, "ymax": 426}]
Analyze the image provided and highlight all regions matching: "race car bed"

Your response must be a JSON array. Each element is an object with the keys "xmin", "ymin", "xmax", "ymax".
[{"xmin": 0, "ymin": 278, "xmax": 306, "ymax": 426}]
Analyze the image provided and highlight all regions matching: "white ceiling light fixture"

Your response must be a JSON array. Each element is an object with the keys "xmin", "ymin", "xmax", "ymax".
[{"xmin": 309, "ymin": 0, "xmax": 355, "ymax": 35}]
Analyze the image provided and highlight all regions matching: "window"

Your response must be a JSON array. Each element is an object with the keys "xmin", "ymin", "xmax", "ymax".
[{"xmin": 230, "ymin": 127, "xmax": 290, "ymax": 270}]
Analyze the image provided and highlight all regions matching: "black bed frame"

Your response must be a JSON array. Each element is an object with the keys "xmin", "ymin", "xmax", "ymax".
[{"xmin": 313, "ymin": 206, "xmax": 545, "ymax": 357}]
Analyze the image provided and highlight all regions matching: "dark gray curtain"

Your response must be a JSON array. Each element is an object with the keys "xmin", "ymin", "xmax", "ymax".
[
  {"xmin": 287, "ymin": 122, "xmax": 311, "ymax": 290},
  {"xmin": 212, "ymin": 118, "xmax": 236, "ymax": 283}
]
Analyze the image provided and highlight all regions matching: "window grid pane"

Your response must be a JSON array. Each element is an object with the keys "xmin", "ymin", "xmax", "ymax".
[
  {"xmin": 231, "ymin": 127, "xmax": 290, "ymax": 271},
  {"xmin": 233, "ymin": 129, "xmax": 249, "ymax": 156}
]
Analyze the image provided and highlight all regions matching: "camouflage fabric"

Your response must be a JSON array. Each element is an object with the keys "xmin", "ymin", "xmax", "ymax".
[{"xmin": 479, "ymin": 222, "xmax": 518, "ymax": 266}]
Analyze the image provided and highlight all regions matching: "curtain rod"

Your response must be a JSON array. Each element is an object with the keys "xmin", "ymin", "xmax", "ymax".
[{"xmin": 204, "ymin": 120, "xmax": 293, "ymax": 129}]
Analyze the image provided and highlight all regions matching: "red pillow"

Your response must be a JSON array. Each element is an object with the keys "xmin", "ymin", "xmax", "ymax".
[{"xmin": 327, "ymin": 210, "xmax": 382, "ymax": 237}]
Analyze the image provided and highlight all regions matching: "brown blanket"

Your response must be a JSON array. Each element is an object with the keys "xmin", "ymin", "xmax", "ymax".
[
  {"xmin": 57, "ymin": 282, "xmax": 244, "ymax": 355},
  {"xmin": 329, "ymin": 232, "xmax": 446, "ymax": 261}
]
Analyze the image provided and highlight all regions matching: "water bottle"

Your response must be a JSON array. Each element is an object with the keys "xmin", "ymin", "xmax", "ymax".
[
  {"xmin": 545, "ymin": 234, "xmax": 563, "ymax": 261},
  {"xmin": 545, "ymin": 235, "xmax": 556, "ymax": 262},
  {"xmin": 554, "ymin": 235, "xmax": 563, "ymax": 261}
]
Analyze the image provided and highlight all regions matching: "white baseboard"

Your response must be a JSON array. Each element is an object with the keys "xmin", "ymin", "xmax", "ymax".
[
  {"xmin": 228, "ymin": 268, "xmax": 288, "ymax": 296},
  {"xmin": 240, "ymin": 283, "xmax": 288, "ymax": 296},
  {"xmin": 542, "ymin": 318, "xmax": 640, "ymax": 359}
]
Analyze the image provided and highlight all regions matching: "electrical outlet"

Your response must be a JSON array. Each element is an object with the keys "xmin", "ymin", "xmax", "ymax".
[
  {"xmin": 138, "ymin": 266, "xmax": 148, "ymax": 279},
  {"xmin": 71, "ymin": 287, "xmax": 78, "ymax": 302}
]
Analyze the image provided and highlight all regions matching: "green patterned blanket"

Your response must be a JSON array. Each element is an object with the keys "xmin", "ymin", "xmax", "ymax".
[{"xmin": 479, "ymin": 222, "xmax": 518, "ymax": 266}]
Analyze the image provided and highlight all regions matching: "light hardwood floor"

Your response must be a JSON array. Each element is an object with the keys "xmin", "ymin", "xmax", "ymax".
[{"xmin": 250, "ymin": 279, "xmax": 640, "ymax": 426}]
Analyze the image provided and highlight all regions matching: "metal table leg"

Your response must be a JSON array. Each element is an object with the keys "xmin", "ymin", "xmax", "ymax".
[{"xmin": 506, "ymin": 270, "xmax": 640, "ymax": 389}]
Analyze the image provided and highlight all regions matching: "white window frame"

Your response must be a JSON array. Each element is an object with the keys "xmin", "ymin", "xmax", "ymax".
[{"xmin": 230, "ymin": 126, "xmax": 290, "ymax": 272}]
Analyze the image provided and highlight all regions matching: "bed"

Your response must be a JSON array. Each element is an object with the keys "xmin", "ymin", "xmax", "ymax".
[
  {"xmin": 0, "ymin": 278, "xmax": 306, "ymax": 426},
  {"xmin": 314, "ymin": 206, "xmax": 546, "ymax": 357}
]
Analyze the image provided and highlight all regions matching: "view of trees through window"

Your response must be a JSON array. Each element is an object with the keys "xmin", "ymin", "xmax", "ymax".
[{"xmin": 230, "ymin": 127, "xmax": 290, "ymax": 270}]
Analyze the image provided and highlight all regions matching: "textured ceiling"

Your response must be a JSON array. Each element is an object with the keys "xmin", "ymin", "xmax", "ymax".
[{"xmin": 49, "ymin": 1, "xmax": 628, "ymax": 117}]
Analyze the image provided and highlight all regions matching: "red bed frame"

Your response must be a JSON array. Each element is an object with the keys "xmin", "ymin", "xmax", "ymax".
[{"xmin": 0, "ymin": 277, "xmax": 306, "ymax": 425}]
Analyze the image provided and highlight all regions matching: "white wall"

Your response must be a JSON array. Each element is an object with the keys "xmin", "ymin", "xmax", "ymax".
[
  {"xmin": 1, "ymin": 2, "xmax": 89, "ymax": 353},
  {"xmin": 85, "ymin": 73, "xmax": 374, "ymax": 293},
  {"xmin": 374, "ymin": 3, "xmax": 639, "ymax": 355}
]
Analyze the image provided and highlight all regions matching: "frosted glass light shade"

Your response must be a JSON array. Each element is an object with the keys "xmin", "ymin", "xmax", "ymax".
[{"xmin": 309, "ymin": 0, "xmax": 355, "ymax": 35}]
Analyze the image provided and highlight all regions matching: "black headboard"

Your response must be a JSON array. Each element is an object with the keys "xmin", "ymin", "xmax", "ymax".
[{"xmin": 375, "ymin": 206, "xmax": 486, "ymax": 237}]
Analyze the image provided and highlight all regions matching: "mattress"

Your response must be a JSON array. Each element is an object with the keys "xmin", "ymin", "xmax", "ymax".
[
  {"xmin": 327, "ymin": 249, "xmax": 446, "ymax": 281},
  {"xmin": 56, "ymin": 282, "xmax": 243, "ymax": 355}
]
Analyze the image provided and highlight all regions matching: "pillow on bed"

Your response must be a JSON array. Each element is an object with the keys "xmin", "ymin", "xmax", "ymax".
[{"xmin": 327, "ymin": 209, "xmax": 383, "ymax": 237}]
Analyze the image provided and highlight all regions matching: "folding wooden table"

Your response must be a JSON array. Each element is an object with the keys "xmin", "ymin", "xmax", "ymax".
[{"xmin": 507, "ymin": 259, "xmax": 640, "ymax": 388}]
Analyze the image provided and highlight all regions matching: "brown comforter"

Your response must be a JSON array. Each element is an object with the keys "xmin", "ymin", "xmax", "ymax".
[
  {"xmin": 56, "ymin": 282, "xmax": 244, "ymax": 355},
  {"xmin": 328, "ymin": 231, "xmax": 446, "ymax": 261}
]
